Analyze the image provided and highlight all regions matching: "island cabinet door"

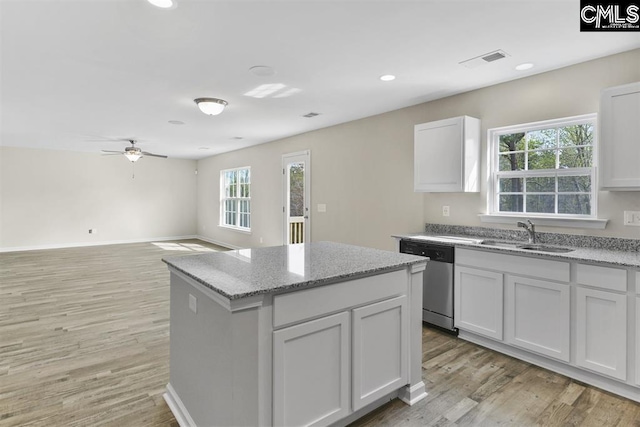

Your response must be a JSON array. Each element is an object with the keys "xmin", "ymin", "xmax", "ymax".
[
  {"xmin": 352, "ymin": 295, "xmax": 408, "ymax": 411},
  {"xmin": 505, "ymin": 276, "xmax": 570, "ymax": 362},
  {"xmin": 273, "ymin": 311, "xmax": 350, "ymax": 427},
  {"xmin": 454, "ymin": 266, "xmax": 504, "ymax": 341},
  {"xmin": 576, "ymin": 287, "xmax": 627, "ymax": 381}
]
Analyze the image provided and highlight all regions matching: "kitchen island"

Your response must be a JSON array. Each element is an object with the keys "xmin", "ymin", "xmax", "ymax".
[{"xmin": 162, "ymin": 241, "xmax": 427, "ymax": 427}]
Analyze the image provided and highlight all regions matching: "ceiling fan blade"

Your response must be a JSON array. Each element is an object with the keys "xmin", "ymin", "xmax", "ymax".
[
  {"xmin": 142, "ymin": 152, "xmax": 168, "ymax": 158},
  {"xmin": 101, "ymin": 150, "xmax": 124, "ymax": 154}
]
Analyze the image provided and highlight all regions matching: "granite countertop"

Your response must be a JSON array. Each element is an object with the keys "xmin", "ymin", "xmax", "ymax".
[
  {"xmin": 163, "ymin": 241, "xmax": 427, "ymax": 300},
  {"xmin": 394, "ymin": 232, "xmax": 640, "ymax": 268}
]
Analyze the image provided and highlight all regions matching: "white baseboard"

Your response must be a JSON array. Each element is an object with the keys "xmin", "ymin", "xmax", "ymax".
[
  {"xmin": 164, "ymin": 383, "xmax": 196, "ymax": 427},
  {"xmin": 0, "ymin": 235, "xmax": 199, "ymax": 253},
  {"xmin": 196, "ymin": 235, "xmax": 242, "ymax": 250}
]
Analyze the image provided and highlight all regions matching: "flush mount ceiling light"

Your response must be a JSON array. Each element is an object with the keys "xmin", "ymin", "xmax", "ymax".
[
  {"xmin": 379, "ymin": 74, "xmax": 396, "ymax": 81},
  {"xmin": 515, "ymin": 63, "xmax": 534, "ymax": 71},
  {"xmin": 147, "ymin": 0, "xmax": 175, "ymax": 8},
  {"xmin": 194, "ymin": 98, "xmax": 228, "ymax": 116}
]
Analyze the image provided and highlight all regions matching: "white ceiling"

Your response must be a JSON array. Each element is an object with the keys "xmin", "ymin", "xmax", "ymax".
[{"xmin": 1, "ymin": 0, "xmax": 638, "ymax": 160}]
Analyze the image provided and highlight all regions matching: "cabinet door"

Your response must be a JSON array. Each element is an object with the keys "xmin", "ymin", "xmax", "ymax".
[
  {"xmin": 352, "ymin": 296, "xmax": 408, "ymax": 411},
  {"xmin": 415, "ymin": 117, "xmax": 463, "ymax": 192},
  {"xmin": 506, "ymin": 276, "xmax": 570, "ymax": 362},
  {"xmin": 600, "ymin": 82, "xmax": 640, "ymax": 189},
  {"xmin": 576, "ymin": 287, "xmax": 627, "ymax": 381},
  {"xmin": 273, "ymin": 312, "xmax": 350, "ymax": 427},
  {"xmin": 454, "ymin": 266, "xmax": 504, "ymax": 340}
]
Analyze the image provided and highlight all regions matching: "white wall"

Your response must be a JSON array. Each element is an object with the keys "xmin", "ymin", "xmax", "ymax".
[
  {"xmin": 197, "ymin": 111, "xmax": 425, "ymax": 251},
  {"xmin": 418, "ymin": 49, "xmax": 640, "ymax": 238},
  {"xmin": 0, "ymin": 147, "xmax": 198, "ymax": 250},
  {"xmin": 197, "ymin": 49, "xmax": 640, "ymax": 251}
]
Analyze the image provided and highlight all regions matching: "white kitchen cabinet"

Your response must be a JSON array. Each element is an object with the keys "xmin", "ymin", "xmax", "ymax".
[
  {"xmin": 352, "ymin": 296, "xmax": 408, "ymax": 411},
  {"xmin": 414, "ymin": 115, "xmax": 480, "ymax": 192},
  {"xmin": 600, "ymin": 81, "xmax": 640, "ymax": 190},
  {"xmin": 454, "ymin": 266, "xmax": 504, "ymax": 340},
  {"xmin": 506, "ymin": 276, "xmax": 570, "ymax": 362},
  {"xmin": 576, "ymin": 287, "xmax": 627, "ymax": 381},
  {"xmin": 273, "ymin": 311, "xmax": 351, "ymax": 427}
]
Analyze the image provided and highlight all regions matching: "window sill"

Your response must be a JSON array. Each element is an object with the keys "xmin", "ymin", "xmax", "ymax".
[
  {"xmin": 218, "ymin": 224, "xmax": 252, "ymax": 234},
  {"xmin": 478, "ymin": 214, "xmax": 608, "ymax": 230}
]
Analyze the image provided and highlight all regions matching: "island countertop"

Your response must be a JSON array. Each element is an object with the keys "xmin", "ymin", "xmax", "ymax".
[{"xmin": 163, "ymin": 241, "xmax": 426, "ymax": 300}]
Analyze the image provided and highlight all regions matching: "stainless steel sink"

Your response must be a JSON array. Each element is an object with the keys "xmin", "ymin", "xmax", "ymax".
[
  {"xmin": 480, "ymin": 240, "xmax": 574, "ymax": 253},
  {"xmin": 480, "ymin": 240, "xmax": 520, "ymax": 248},
  {"xmin": 516, "ymin": 244, "xmax": 574, "ymax": 253}
]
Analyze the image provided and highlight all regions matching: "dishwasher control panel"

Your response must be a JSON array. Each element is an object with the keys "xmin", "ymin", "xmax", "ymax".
[{"xmin": 399, "ymin": 239, "xmax": 454, "ymax": 263}]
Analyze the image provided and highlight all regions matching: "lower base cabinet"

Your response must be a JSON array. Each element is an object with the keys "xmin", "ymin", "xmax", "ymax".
[
  {"xmin": 576, "ymin": 287, "xmax": 627, "ymax": 381},
  {"xmin": 454, "ymin": 266, "xmax": 504, "ymax": 340},
  {"xmin": 273, "ymin": 312, "xmax": 350, "ymax": 427},
  {"xmin": 273, "ymin": 295, "xmax": 408, "ymax": 426},
  {"xmin": 506, "ymin": 276, "xmax": 570, "ymax": 362},
  {"xmin": 352, "ymin": 296, "xmax": 407, "ymax": 411}
]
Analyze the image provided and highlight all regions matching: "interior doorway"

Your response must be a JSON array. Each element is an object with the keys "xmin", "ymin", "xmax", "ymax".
[{"xmin": 282, "ymin": 150, "xmax": 310, "ymax": 245}]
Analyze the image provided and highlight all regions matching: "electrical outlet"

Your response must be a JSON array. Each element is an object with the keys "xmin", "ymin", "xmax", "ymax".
[
  {"xmin": 442, "ymin": 206, "xmax": 450, "ymax": 217},
  {"xmin": 189, "ymin": 294, "xmax": 197, "ymax": 313},
  {"xmin": 259, "ymin": 237, "xmax": 263, "ymax": 244},
  {"xmin": 317, "ymin": 204, "xmax": 327, "ymax": 213},
  {"xmin": 624, "ymin": 211, "xmax": 640, "ymax": 226}
]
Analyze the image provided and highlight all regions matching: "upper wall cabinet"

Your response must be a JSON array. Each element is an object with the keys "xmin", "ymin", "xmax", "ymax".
[
  {"xmin": 600, "ymin": 82, "xmax": 640, "ymax": 190},
  {"xmin": 414, "ymin": 116, "xmax": 480, "ymax": 192}
]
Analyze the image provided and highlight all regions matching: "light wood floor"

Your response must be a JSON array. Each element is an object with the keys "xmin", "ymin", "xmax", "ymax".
[{"xmin": 1, "ymin": 241, "xmax": 639, "ymax": 426}]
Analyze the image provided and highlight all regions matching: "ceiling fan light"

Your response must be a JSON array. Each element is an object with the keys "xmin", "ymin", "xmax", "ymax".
[
  {"xmin": 124, "ymin": 152, "xmax": 142, "ymax": 162},
  {"xmin": 195, "ymin": 98, "xmax": 228, "ymax": 116}
]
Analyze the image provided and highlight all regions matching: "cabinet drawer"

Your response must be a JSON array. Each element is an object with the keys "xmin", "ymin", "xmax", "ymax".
[
  {"xmin": 576, "ymin": 263, "xmax": 626, "ymax": 292},
  {"xmin": 456, "ymin": 248, "xmax": 569, "ymax": 282},
  {"xmin": 273, "ymin": 269, "xmax": 406, "ymax": 328}
]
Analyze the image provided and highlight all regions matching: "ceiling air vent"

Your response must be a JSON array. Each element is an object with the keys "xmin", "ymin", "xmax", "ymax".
[
  {"xmin": 303, "ymin": 112, "xmax": 320, "ymax": 118},
  {"xmin": 459, "ymin": 50, "xmax": 510, "ymax": 69}
]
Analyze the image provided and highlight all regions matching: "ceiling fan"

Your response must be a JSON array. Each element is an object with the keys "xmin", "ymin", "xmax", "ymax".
[{"xmin": 101, "ymin": 139, "xmax": 168, "ymax": 162}]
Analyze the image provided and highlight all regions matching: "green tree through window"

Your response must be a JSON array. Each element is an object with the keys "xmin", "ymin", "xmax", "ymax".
[{"xmin": 491, "ymin": 115, "xmax": 596, "ymax": 217}]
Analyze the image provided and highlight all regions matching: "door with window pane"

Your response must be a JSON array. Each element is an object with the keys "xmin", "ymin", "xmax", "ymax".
[{"xmin": 283, "ymin": 151, "xmax": 310, "ymax": 245}]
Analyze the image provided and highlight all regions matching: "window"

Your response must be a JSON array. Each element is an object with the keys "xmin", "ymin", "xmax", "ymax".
[
  {"xmin": 220, "ymin": 167, "xmax": 251, "ymax": 230},
  {"xmin": 488, "ymin": 114, "xmax": 597, "ymax": 218}
]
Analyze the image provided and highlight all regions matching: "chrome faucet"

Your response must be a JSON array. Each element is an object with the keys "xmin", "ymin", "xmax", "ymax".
[{"xmin": 517, "ymin": 220, "xmax": 536, "ymax": 244}]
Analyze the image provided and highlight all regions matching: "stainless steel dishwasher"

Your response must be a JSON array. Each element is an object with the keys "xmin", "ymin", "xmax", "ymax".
[{"xmin": 400, "ymin": 239, "xmax": 457, "ymax": 334}]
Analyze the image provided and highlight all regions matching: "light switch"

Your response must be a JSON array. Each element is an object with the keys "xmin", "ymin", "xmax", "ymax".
[
  {"xmin": 189, "ymin": 294, "xmax": 197, "ymax": 313},
  {"xmin": 317, "ymin": 204, "xmax": 327, "ymax": 213}
]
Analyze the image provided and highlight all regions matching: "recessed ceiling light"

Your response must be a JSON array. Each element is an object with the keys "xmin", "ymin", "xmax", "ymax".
[
  {"xmin": 168, "ymin": 120, "xmax": 185, "ymax": 125},
  {"xmin": 147, "ymin": 0, "xmax": 175, "ymax": 9},
  {"xmin": 515, "ymin": 63, "xmax": 534, "ymax": 71},
  {"xmin": 249, "ymin": 66, "xmax": 276, "ymax": 77},
  {"xmin": 380, "ymin": 74, "xmax": 396, "ymax": 81}
]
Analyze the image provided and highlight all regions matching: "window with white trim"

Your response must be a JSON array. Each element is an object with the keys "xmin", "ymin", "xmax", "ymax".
[
  {"xmin": 220, "ymin": 167, "xmax": 251, "ymax": 230},
  {"xmin": 488, "ymin": 114, "xmax": 597, "ymax": 218}
]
